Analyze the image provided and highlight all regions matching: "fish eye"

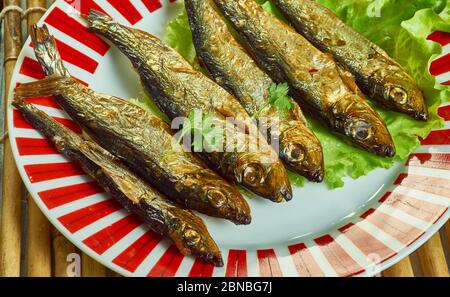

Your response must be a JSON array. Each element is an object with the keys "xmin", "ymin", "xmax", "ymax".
[
  {"xmin": 389, "ymin": 87, "xmax": 408, "ymax": 105},
  {"xmin": 348, "ymin": 121, "xmax": 372, "ymax": 141},
  {"xmin": 355, "ymin": 127, "xmax": 371, "ymax": 140},
  {"xmin": 184, "ymin": 228, "xmax": 201, "ymax": 246},
  {"xmin": 283, "ymin": 143, "xmax": 305, "ymax": 163},
  {"xmin": 206, "ymin": 189, "xmax": 227, "ymax": 207},
  {"xmin": 242, "ymin": 163, "xmax": 265, "ymax": 187}
]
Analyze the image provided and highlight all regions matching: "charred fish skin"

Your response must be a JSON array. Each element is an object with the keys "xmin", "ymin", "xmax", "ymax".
[
  {"xmin": 214, "ymin": 0, "xmax": 395, "ymax": 158},
  {"xmin": 12, "ymin": 98, "xmax": 223, "ymax": 266},
  {"xmin": 185, "ymin": 0, "xmax": 324, "ymax": 182},
  {"xmin": 86, "ymin": 10, "xmax": 293, "ymax": 202},
  {"xmin": 272, "ymin": 0, "xmax": 428, "ymax": 121},
  {"xmin": 26, "ymin": 25, "xmax": 251, "ymax": 225}
]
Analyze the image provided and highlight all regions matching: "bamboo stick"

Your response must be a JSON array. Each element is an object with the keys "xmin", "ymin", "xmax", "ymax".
[
  {"xmin": 26, "ymin": 198, "xmax": 51, "ymax": 276},
  {"xmin": 26, "ymin": 0, "xmax": 46, "ymax": 32},
  {"xmin": 111, "ymin": 271, "xmax": 123, "ymax": 277},
  {"xmin": 52, "ymin": 229, "xmax": 79, "ymax": 277},
  {"xmin": 417, "ymin": 233, "xmax": 450, "ymax": 277},
  {"xmin": 444, "ymin": 221, "xmax": 450, "ymax": 263},
  {"xmin": 445, "ymin": 220, "xmax": 450, "ymax": 241},
  {"xmin": 0, "ymin": 0, "xmax": 24, "ymax": 277},
  {"xmin": 382, "ymin": 257, "xmax": 414, "ymax": 277},
  {"xmin": 82, "ymin": 253, "xmax": 106, "ymax": 277},
  {"xmin": 24, "ymin": 0, "xmax": 52, "ymax": 277}
]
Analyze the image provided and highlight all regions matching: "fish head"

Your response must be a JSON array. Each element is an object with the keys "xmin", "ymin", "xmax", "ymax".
[
  {"xmin": 169, "ymin": 216, "xmax": 224, "ymax": 266},
  {"xmin": 331, "ymin": 96, "xmax": 396, "ymax": 157},
  {"xmin": 197, "ymin": 171, "xmax": 252, "ymax": 225},
  {"xmin": 235, "ymin": 152, "xmax": 293, "ymax": 202},
  {"xmin": 279, "ymin": 124, "xmax": 324, "ymax": 182},
  {"xmin": 381, "ymin": 71, "xmax": 428, "ymax": 121}
]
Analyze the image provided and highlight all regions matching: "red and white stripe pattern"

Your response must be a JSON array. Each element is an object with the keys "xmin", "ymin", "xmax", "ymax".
[{"xmin": 7, "ymin": 0, "xmax": 450, "ymax": 277}]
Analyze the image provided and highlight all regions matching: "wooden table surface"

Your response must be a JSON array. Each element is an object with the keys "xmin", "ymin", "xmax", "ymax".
[{"xmin": 0, "ymin": 0, "xmax": 449, "ymax": 277}]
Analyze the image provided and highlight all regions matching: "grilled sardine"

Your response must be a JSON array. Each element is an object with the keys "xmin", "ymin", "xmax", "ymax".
[
  {"xmin": 21, "ymin": 25, "xmax": 251, "ymax": 224},
  {"xmin": 272, "ymin": 0, "xmax": 428, "ymax": 121},
  {"xmin": 13, "ymin": 97, "xmax": 223, "ymax": 266},
  {"xmin": 87, "ymin": 10, "xmax": 293, "ymax": 202},
  {"xmin": 213, "ymin": 0, "xmax": 396, "ymax": 157},
  {"xmin": 185, "ymin": 0, "xmax": 324, "ymax": 182}
]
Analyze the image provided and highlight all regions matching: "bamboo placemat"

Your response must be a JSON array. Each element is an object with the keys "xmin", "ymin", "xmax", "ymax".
[
  {"xmin": 0, "ymin": 0, "xmax": 114, "ymax": 277},
  {"xmin": 0, "ymin": 0, "xmax": 449, "ymax": 277}
]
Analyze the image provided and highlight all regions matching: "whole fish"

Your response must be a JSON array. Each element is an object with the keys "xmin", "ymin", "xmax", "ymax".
[
  {"xmin": 23, "ymin": 25, "xmax": 251, "ymax": 224},
  {"xmin": 213, "ymin": 0, "xmax": 396, "ymax": 158},
  {"xmin": 185, "ymin": 0, "xmax": 324, "ymax": 182},
  {"xmin": 87, "ymin": 10, "xmax": 293, "ymax": 202},
  {"xmin": 272, "ymin": 0, "xmax": 428, "ymax": 121},
  {"xmin": 12, "ymin": 97, "xmax": 223, "ymax": 266}
]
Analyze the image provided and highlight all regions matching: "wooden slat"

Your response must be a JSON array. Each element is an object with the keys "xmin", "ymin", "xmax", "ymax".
[
  {"xmin": 25, "ymin": 0, "xmax": 52, "ymax": 278},
  {"xmin": 417, "ymin": 233, "xmax": 450, "ymax": 277},
  {"xmin": 26, "ymin": 0, "xmax": 46, "ymax": 32},
  {"xmin": 382, "ymin": 257, "xmax": 414, "ymax": 277},
  {"xmin": 444, "ymin": 221, "xmax": 450, "ymax": 266},
  {"xmin": 0, "ymin": 0, "xmax": 24, "ymax": 277},
  {"xmin": 82, "ymin": 253, "xmax": 106, "ymax": 277},
  {"xmin": 27, "ymin": 198, "xmax": 52, "ymax": 276},
  {"xmin": 0, "ymin": 0, "xmax": 448, "ymax": 279},
  {"xmin": 52, "ymin": 229, "xmax": 79, "ymax": 277}
]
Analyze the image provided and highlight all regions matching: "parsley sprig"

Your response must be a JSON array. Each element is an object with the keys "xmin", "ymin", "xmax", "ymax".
[
  {"xmin": 253, "ymin": 82, "xmax": 294, "ymax": 119},
  {"xmin": 163, "ymin": 110, "xmax": 223, "ymax": 160}
]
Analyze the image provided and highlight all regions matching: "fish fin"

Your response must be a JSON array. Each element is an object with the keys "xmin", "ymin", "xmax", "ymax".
[
  {"xmin": 372, "ymin": 44, "xmax": 402, "ymax": 67},
  {"xmin": 31, "ymin": 25, "xmax": 70, "ymax": 77},
  {"xmin": 291, "ymin": 102, "xmax": 309, "ymax": 126},
  {"xmin": 371, "ymin": 45, "xmax": 415, "ymax": 81},
  {"xmin": 14, "ymin": 75, "xmax": 73, "ymax": 98},
  {"xmin": 214, "ymin": 103, "xmax": 251, "ymax": 134},
  {"xmin": 336, "ymin": 65, "xmax": 366, "ymax": 99}
]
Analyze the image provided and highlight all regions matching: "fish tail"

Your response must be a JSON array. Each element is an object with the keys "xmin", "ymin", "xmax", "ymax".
[
  {"xmin": 86, "ymin": 10, "xmax": 142, "ymax": 61},
  {"xmin": 85, "ymin": 9, "xmax": 115, "ymax": 34},
  {"xmin": 12, "ymin": 97, "xmax": 46, "ymax": 129},
  {"xmin": 30, "ymin": 25, "xmax": 69, "ymax": 77},
  {"xmin": 12, "ymin": 97, "xmax": 75, "ymax": 145},
  {"xmin": 14, "ymin": 75, "xmax": 72, "ymax": 98}
]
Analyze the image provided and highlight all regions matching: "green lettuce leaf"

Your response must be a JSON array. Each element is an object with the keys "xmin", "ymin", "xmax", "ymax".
[
  {"xmin": 165, "ymin": 3, "xmax": 197, "ymax": 67},
  {"xmin": 129, "ymin": 90, "xmax": 170, "ymax": 123},
  {"xmin": 165, "ymin": 4, "xmax": 205, "ymax": 73},
  {"xmin": 158, "ymin": 0, "xmax": 449, "ymax": 188}
]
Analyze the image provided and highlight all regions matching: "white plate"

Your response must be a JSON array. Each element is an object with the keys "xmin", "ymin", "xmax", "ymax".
[{"xmin": 7, "ymin": 0, "xmax": 450, "ymax": 276}]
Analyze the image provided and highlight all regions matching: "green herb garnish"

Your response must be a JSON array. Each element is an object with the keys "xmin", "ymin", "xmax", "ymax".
[
  {"xmin": 253, "ymin": 82, "xmax": 294, "ymax": 119},
  {"xmin": 163, "ymin": 110, "xmax": 224, "ymax": 160},
  {"xmin": 268, "ymin": 82, "xmax": 293, "ymax": 111}
]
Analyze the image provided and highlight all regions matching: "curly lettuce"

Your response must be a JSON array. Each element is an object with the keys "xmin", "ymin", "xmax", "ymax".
[{"xmin": 159, "ymin": 0, "xmax": 449, "ymax": 188}]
